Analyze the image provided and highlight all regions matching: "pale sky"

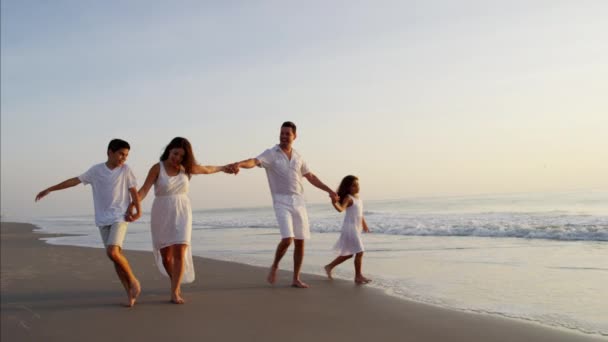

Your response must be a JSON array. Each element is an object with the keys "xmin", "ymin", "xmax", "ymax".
[{"xmin": 2, "ymin": 0, "xmax": 607, "ymax": 219}]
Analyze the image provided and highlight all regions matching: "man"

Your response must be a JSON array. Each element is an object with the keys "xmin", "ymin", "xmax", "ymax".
[{"xmin": 231, "ymin": 122, "xmax": 338, "ymax": 288}]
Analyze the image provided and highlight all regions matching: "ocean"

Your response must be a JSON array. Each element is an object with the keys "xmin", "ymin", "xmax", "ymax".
[{"xmin": 29, "ymin": 191, "xmax": 607, "ymax": 338}]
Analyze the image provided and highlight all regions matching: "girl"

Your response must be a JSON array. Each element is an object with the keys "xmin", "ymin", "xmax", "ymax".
[
  {"xmin": 134, "ymin": 137, "xmax": 234, "ymax": 304},
  {"xmin": 324, "ymin": 175, "xmax": 371, "ymax": 285}
]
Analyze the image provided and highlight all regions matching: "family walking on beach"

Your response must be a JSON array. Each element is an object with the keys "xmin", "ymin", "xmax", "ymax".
[{"xmin": 35, "ymin": 121, "xmax": 372, "ymax": 306}]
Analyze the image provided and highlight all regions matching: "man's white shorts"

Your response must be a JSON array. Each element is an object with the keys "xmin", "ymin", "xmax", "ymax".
[
  {"xmin": 98, "ymin": 222, "xmax": 128, "ymax": 247},
  {"xmin": 273, "ymin": 194, "xmax": 310, "ymax": 240}
]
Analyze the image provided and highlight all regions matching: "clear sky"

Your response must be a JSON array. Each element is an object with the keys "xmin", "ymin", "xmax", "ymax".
[{"xmin": 2, "ymin": 1, "xmax": 607, "ymax": 219}]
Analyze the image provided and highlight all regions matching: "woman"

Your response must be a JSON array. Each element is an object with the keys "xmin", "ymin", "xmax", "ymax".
[{"xmin": 136, "ymin": 137, "xmax": 234, "ymax": 303}]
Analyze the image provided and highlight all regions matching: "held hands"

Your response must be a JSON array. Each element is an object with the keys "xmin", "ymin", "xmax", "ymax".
[
  {"xmin": 223, "ymin": 163, "xmax": 240, "ymax": 175},
  {"xmin": 329, "ymin": 191, "xmax": 339, "ymax": 203},
  {"xmin": 125, "ymin": 202, "xmax": 141, "ymax": 222}
]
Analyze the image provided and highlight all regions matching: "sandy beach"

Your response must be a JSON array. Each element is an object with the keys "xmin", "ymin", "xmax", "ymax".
[{"xmin": 1, "ymin": 221, "xmax": 604, "ymax": 342}]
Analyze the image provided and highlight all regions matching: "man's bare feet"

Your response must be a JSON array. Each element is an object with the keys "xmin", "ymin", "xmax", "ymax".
[
  {"xmin": 267, "ymin": 266, "xmax": 278, "ymax": 285},
  {"xmin": 324, "ymin": 265, "xmax": 333, "ymax": 280},
  {"xmin": 355, "ymin": 276, "xmax": 372, "ymax": 285},
  {"xmin": 291, "ymin": 279, "xmax": 310, "ymax": 288},
  {"xmin": 127, "ymin": 278, "xmax": 141, "ymax": 307}
]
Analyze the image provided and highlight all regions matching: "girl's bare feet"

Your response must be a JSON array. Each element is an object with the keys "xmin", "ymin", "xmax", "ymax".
[{"xmin": 324, "ymin": 265, "xmax": 333, "ymax": 280}]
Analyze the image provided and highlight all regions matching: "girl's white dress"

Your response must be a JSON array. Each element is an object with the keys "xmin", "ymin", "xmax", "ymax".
[
  {"xmin": 150, "ymin": 162, "xmax": 195, "ymax": 283},
  {"xmin": 333, "ymin": 195, "xmax": 365, "ymax": 256}
]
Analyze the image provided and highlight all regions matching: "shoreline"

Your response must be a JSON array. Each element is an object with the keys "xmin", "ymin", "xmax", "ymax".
[
  {"xmin": 2, "ymin": 221, "xmax": 605, "ymax": 341},
  {"xmin": 32, "ymin": 225, "xmax": 606, "ymax": 337}
]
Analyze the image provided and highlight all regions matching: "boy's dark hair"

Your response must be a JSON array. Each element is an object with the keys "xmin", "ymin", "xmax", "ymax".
[
  {"xmin": 107, "ymin": 139, "xmax": 130, "ymax": 152},
  {"xmin": 281, "ymin": 121, "xmax": 297, "ymax": 133},
  {"xmin": 337, "ymin": 175, "xmax": 358, "ymax": 202}
]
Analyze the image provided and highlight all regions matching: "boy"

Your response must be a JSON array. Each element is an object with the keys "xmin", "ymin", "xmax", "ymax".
[{"xmin": 35, "ymin": 139, "xmax": 142, "ymax": 307}]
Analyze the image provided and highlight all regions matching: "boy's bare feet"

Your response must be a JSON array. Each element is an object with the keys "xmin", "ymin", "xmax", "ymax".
[
  {"xmin": 324, "ymin": 265, "xmax": 333, "ymax": 280},
  {"xmin": 291, "ymin": 279, "xmax": 310, "ymax": 288},
  {"xmin": 355, "ymin": 276, "xmax": 372, "ymax": 285},
  {"xmin": 267, "ymin": 266, "xmax": 278, "ymax": 285},
  {"xmin": 127, "ymin": 278, "xmax": 141, "ymax": 307}
]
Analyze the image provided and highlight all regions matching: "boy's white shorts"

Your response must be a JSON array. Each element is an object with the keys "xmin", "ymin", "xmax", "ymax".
[{"xmin": 98, "ymin": 222, "xmax": 128, "ymax": 247}]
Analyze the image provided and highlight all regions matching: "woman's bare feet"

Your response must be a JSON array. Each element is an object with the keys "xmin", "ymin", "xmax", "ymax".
[
  {"xmin": 355, "ymin": 275, "xmax": 372, "ymax": 285},
  {"xmin": 267, "ymin": 266, "xmax": 278, "ymax": 285},
  {"xmin": 324, "ymin": 265, "xmax": 333, "ymax": 280},
  {"xmin": 291, "ymin": 279, "xmax": 310, "ymax": 288},
  {"xmin": 171, "ymin": 293, "xmax": 185, "ymax": 304}
]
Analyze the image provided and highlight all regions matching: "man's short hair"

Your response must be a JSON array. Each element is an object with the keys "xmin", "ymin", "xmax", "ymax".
[
  {"xmin": 281, "ymin": 121, "xmax": 297, "ymax": 134},
  {"xmin": 107, "ymin": 139, "xmax": 130, "ymax": 152}
]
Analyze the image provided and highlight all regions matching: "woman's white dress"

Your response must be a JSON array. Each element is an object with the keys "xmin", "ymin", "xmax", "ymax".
[
  {"xmin": 333, "ymin": 195, "xmax": 365, "ymax": 256},
  {"xmin": 150, "ymin": 162, "xmax": 195, "ymax": 283}
]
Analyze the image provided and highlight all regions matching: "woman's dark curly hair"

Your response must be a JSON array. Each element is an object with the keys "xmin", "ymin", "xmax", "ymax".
[{"xmin": 160, "ymin": 137, "xmax": 197, "ymax": 177}]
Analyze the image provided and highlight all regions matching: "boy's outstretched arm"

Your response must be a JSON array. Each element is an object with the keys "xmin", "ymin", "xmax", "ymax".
[{"xmin": 35, "ymin": 177, "xmax": 81, "ymax": 201}]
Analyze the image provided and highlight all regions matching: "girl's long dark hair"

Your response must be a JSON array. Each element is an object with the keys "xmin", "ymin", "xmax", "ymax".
[
  {"xmin": 160, "ymin": 137, "xmax": 197, "ymax": 177},
  {"xmin": 337, "ymin": 175, "xmax": 358, "ymax": 203}
]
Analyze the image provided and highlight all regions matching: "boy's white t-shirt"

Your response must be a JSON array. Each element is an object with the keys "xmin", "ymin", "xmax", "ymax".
[{"xmin": 79, "ymin": 163, "xmax": 138, "ymax": 227}]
